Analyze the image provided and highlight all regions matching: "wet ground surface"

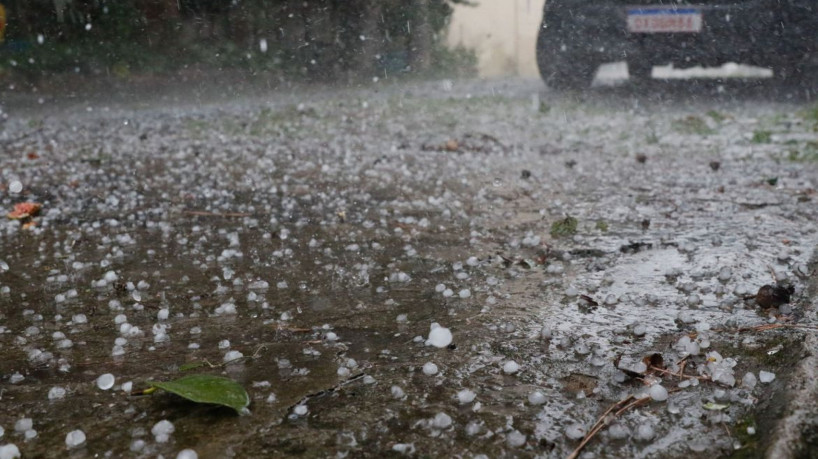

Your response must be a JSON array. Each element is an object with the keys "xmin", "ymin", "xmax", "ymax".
[{"xmin": 1, "ymin": 76, "xmax": 818, "ymax": 458}]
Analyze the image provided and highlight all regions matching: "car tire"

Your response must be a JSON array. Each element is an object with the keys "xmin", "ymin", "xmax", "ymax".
[
  {"xmin": 628, "ymin": 59, "xmax": 653, "ymax": 83},
  {"xmin": 536, "ymin": 21, "xmax": 598, "ymax": 90}
]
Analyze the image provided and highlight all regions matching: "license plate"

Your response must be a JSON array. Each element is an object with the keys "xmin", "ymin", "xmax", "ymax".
[{"xmin": 627, "ymin": 7, "xmax": 703, "ymax": 33}]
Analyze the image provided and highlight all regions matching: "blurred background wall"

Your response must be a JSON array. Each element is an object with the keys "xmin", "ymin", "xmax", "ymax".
[{"xmin": 447, "ymin": 0, "xmax": 544, "ymax": 78}]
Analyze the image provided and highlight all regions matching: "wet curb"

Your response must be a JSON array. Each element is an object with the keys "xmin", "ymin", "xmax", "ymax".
[{"xmin": 767, "ymin": 251, "xmax": 818, "ymax": 458}]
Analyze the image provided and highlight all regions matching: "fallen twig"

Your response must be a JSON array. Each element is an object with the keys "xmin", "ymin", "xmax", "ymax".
[
  {"xmin": 567, "ymin": 395, "xmax": 638, "ymax": 459},
  {"xmin": 182, "ymin": 210, "xmax": 251, "ymax": 218},
  {"xmin": 715, "ymin": 323, "xmax": 818, "ymax": 333}
]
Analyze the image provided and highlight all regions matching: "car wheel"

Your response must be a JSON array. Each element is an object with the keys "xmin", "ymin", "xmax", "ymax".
[
  {"xmin": 536, "ymin": 22, "xmax": 598, "ymax": 90},
  {"xmin": 628, "ymin": 60, "xmax": 653, "ymax": 83}
]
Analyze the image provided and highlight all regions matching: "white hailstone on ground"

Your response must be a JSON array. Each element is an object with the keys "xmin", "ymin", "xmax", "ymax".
[
  {"xmin": 176, "ymin": 449, "xmax": 198, "ymax": 459},
  {"xmin": 96, "ymin": 373, "xmax": 115, "ymax": 390},
  {"xmin": 431, "ymin": 412, "xmax": 452, "ymax": 429},
  {"xmin": 565, "ymin": 286, "xmax": 579, "ymax": 297},
  {"xmin": 687, "ymin": 294, "xmax": 701, "ymax": 306},
  {"xmin": 396, "ymin": 314, "xmax": 408, "ymax": 323},
  {"xmin": 458, "ymin": 289, "xmax": 471, "ymax": 299},
  {"xmin": 426, "ymin": 325, "xmax": 452, "ymax": 348},
  {"xmin": 649, "ymin": 384, "xmax": 669, "ymax": 402},
  {"xmin": 122, "ymin": 381, "xmax": 133, "ymax": 393},
  {"xmin": 218, "ymin": 339, "xmax": 230, "ymax": 349},
  {"xmin": 718, "ymin": 267, "xmax": 732, "ymax": 281},
  {"xmin": 130, "ymin": 439, "xmax": 146, "ymax": 452},
  {"xmin": 391, "ymin": 386, "xmax": 406, "ymax": 399},
  {"xmin": 742, "ymin": 372, "xmax": 758, "ymax": 389},
  {"xmin": 48, "ymin": 386, "xmax": 67, "ymax": 400},
  {"xmin": 457, "ymin": 389, "xmax": 476, "ymax": 404},
  {"xmin": 14, "ymin": 419, "xmax": 32, "ymax": 433},
  {"xmin": 8, "ymin": 181, "xmax": 22, "ymax": 194},
  {"xmin": 392, "ymin": 443, "xmax": 416, "ymax": 454},
  {"xmin": 759, "ymin": 371, "xmax": 776, "ymax": 383},
  {"xmin": 528, "ymin": 391, "xmax": 547, "ymax": 405},
  {"xmin": 152, "ymin": 420, "xmax": 175, "ymax": 443},
  {"xmin": 337, "ymin": 367, "xmax": 351, "ymax": 378},
  {"xmin": 565, "ymin": 424, "xmax": 586, "ymax": 440},
  {"xmin": 608, "ymin": 423, "xmax": 630, "ymax": 440},
  {"xmin": 293, "ymin": 405, "xmax": 308, "ymax": 416},
  {"xmin": 9, "ymin": 373, "xmax": 24, "ymax": 384},
  {"xmin": 633, "ymin": 324, "xmax": 647, "ymax": 337},
  {"xmin": 540, "ymin": 326, "xmax": 552, "ymax": 340},
  {"xmin": 422, "ymin": 362, "xmax": 439, "ymax": 375},
  {"xmin": 503, "ymin": 361, "xmax": 521, "ymax": 374},
  {"xmin": 507, "ymin": 430, "xmax": 527, "ymax": 447},
  {"xmin": 65, "ymin": 429, "xmax": 86, "ymax": 448},
  {"xmin": 0, "ymin": 444, "xmax": 20, "ymax": 459},
  {"xmin": 223, "ymin": 350, "xmax": 244, "ymax": 363},
  {"xmin": 442, "ymin": 288, "xmax": 454, "ymax": 297},
  {"xmin": 435, "ymin": 283, "xmax": 446, "ymax": 292},
  {"xmin": 157, "ymin": 309, "xmax": 169, "ymax": 320},
  {"xmin": 635, "ymin": 424, "xmax": 655, "ymax": 441}
]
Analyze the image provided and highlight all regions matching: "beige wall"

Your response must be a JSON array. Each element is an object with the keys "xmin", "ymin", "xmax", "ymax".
[{"xmin": 446, "ymin": 0, "xmax": 545, "ymax": 78}]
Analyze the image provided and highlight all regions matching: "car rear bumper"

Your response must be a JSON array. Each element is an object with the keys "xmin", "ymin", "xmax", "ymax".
[{"xmin": 544, "ymin": 0, "xmax": 817, "ymax": 67}]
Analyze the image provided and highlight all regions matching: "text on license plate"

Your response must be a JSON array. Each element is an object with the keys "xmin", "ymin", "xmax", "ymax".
[{"xmin": 627, "ymin": 8, "xmax": 702, "ymax": 33}]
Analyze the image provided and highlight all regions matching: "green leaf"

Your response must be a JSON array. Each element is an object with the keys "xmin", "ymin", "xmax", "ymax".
[
  {"xmin": 703, "ymin": 402, "xmax": 729, "ymax": 411},
  {"xmin": 179, "ymin": 362, "xmax": 206, "ymax": 371},
  {"xmin": 550, "ymin": 215, "xmax": 578, "ymax": 238},
  {"xmin": 148, "ymin": 374, "xmax": 250, "ymax": 414}
]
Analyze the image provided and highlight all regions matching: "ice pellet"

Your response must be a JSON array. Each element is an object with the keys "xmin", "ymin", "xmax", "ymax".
[
  {"xmin": 503, "ymin": 360, "xmax": 520, "ymax": 374},
  {"xmin": 649, "ymin": 384, "xmax": 668, "ymax": 402},
  {"xmin": 426, "ymin": 325, "xmax": 452, "ymax": 348},
  {"xmin": 48, "ymin": 387, "xmax": 67, "ymax": 400},
  {"xmin": 457, "ymin": 389, "xmax": 476, "ymax": 404},
  {"xmin": 742, "ymin": 372, "xmax": 758, "ymax": 389},
  {"xmin": 176, "ymin": 449, "xmax": 199, "ymax": 459},
  {"xmin": 223, "ymin": 350, "xmax": 244, "ymax": 363},
  {"xmin": 431, "ymin": 412, "xmax": 452, "ymax": 429},
  {"xmin": 391, "ymin": 386, "xmax": 405, "ymax": 399},
  {"xmin": 152, "ymin": 420, "xmax": 175, "ymax": 443},
  {"xmin": 8, "ymin": 181, "xmax": 22, "ymax": 194},
  {"xmin": 506, "ymin": 430, "xmax": 526, "ymax": 447},
  {"xmin": 14, "ymin": 419, "xmax": 32, "ymax": 433},
  {"xmin": 0, "ymin": 444, "xmax": 20, "ymax": 459},
  {"xmin": 636, "ymin": 424, "xmax": 655, "ymax": 441},
  {"xmin": 422, "ymin": 362, "xmax": 439, "ymax": 375},
  {"xmin": 528, "ymin": 391, "xmax": 547, "ymax": 405},
  {"xmin": 565, "ymin": 424, "xmax": 585, "ymax": 440},
  {"xmin": 96, "ymin": 373, "xmax": 115, "ymax": 390},
  {"xmin": 608, "ymin": 423, "xmax": 630, "ymax": 440},
  {"xmin": 65, "ymin": 430, "xmax": 86, "ymax": 448},
  {"xmin": 759, "ymin": 371, "xmax": 776, "ymax": 383}
]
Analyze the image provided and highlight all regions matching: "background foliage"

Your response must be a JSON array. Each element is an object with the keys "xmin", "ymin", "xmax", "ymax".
[{"xmin": 0, "ymin": 0, "xmax": 476, "ymax": 81}]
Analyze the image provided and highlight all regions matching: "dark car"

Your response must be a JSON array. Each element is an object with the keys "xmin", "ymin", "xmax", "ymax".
[{"xmin": 536, "ymin": 0, "xmax": 818, "ymax": 88}]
